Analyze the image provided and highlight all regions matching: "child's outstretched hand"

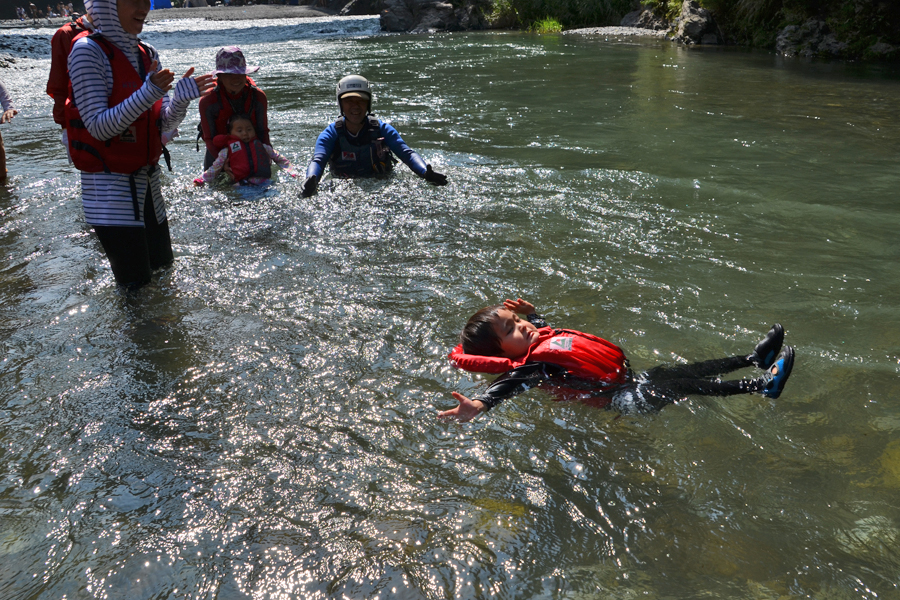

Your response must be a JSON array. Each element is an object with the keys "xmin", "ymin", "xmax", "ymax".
[
  {"xmin": 504, "ymin": 298, "xmax": 535, "ymax": 315},
  {"xmin": 193, "ymin": 177, "xmax": 205, "ymax": 186},
  {"xmin": 1, "ymin": 109, "xmax": 17, "ymax": 124},
  {"xmin": 438, "ymin": 392, "xmax": 485, "ymax": 422}
]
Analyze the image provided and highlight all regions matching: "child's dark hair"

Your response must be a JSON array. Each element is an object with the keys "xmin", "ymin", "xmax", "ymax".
[
  {"xmin": 226, "ymin": 113, "xmax": 253, "ymax": 133},
  {"xmin": 460, "ymin": 305, "xmax": 504, "ymax": 356}
]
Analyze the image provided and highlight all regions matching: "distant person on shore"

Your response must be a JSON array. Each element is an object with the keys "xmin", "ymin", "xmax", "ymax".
[
  {"xmin": 0, "ymin": 79, "xmax": 18, "ymax": 183},
  {"xmin": 440, "ymin": 298, "xmax": 795, "ymax": 422},
  {"xmin": 66, "ymin": 0, "xmax": 214, "ymax": 288},
  {"xmin": 300, "ymin": 74, "xmax": 447, "ymax": 197},
  {"xmin": 198, "ymin": 47, "xmax": 269, "ymax": 170},
  {"xmin": 46, "ymin": 9, "xmax": 94, "ymax": 156},
  {"xmin": 193, "ymin": 114, "xmax": 296, "ymax": 186}
]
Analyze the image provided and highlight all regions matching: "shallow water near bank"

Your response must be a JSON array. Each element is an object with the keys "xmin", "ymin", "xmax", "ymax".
[{"xmin": 1, "ymin": 18, "xmax": 900, "ymax": 599}]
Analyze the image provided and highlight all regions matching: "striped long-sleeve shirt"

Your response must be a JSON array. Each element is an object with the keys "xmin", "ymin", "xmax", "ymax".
[
  {"xmin": 68, "ymin": 37, "xmax": 199, "ymax": 227},
  {"xmin": 0, "ymin": 79, "xmax": 14, "ymax": 112}
]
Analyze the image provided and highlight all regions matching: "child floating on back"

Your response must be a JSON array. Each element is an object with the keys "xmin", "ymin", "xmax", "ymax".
[
  {"xmin": 193, "ymin": 114, "xmax": 296, "ymax": 186},
  {"xmin": 440, "ymin": 298, "xmax": 794, "ymax": 422}
]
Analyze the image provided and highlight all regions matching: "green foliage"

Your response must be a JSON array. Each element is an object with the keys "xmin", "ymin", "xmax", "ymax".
[
  {"xmin": 530, "ymin": 16, "xmax": 565, "ymax": 32},
  {"xmin": 492, "ymin": 0, "xmax": 634, "ymax": 29}
]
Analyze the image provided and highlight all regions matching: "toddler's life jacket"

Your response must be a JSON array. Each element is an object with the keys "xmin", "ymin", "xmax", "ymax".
[
  {"xmin": 213, "ymin": 134, "xmax": 272, "ymax": 182},
  {"xmin": 328, "ymin": 116, "xmax": 395, "ymax": 177},
  {"xmin": 449, "ymin": 327, "xmax": 628, "ymax": 383},
  {"xmin": 65, "ymin": 32, "xmax": 163, "ymax": 174}
]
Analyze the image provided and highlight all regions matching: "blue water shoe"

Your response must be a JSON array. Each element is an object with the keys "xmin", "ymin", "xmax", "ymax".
[
  {"xmin": 750, "ymin": 323, "xmax": 784, "ymax": 370},
  {"xmin": 761, "ymin": 345, "xmax": 794, "ymax": 399}
]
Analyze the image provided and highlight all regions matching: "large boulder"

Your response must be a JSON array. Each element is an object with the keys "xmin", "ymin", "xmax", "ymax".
[
  {"xmin": 672, "ymin": 0, "xmax": 721, "ymax": 45},
  {"xmin": 379, "ymin": 0, "xmax": 487, "ymax": 32},
  {"xmin": 620, "ymin": 8, "xmax": 668, "ymax": 31},
  {"xmin": 775, "ymin": 19, "xmax": 849, "ymax": 58}
]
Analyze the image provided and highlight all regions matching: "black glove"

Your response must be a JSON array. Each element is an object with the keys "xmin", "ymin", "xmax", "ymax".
[
  {"xmin": 423, "ymin": 164, "xmax": 447, "ymax": 186},
  {"xmin": 301, "ymin": 174, "xmax": 319, "ymax": 197}
]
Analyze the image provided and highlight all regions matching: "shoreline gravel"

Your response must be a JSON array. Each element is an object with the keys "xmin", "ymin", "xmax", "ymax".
[{"xmin": 1, "ymin": 4, "xmax": 336, "ymax": 29}]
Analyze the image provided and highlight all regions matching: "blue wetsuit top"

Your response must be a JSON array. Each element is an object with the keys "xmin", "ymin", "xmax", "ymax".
[{"xmin": 305, "ymin": 118, "xmax": 428, "ymax": 180}]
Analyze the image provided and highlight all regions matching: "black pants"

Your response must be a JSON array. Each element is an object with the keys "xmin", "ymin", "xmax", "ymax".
[
  {"xmin": 94, "ymin": 186, "xmax": 174, "ymax": 289},
  {"xmin": 0, "ymin": 129, "xmax": 7, "ymax": 181},
  {"xmin": 613, "ymin": 355, "xmax": 762, "ymax": 412}
]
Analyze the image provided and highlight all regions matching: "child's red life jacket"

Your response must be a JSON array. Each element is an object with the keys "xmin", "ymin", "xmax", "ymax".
[
  {"xmin": 213, "ymin": 134, "xmax": 272, "ymax": 181},
  {"xmin": 449, "ymin": 327, "xmax": 628, "ymax": 383},
  {"xmin": 65, "ymin": 32, "xmax": 163, "ymax": 174}
]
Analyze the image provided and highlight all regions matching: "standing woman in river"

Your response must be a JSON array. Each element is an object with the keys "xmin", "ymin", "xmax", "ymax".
[{"xmin": 67, "ymin": 0, "xmax": 213, "ymax": 289}]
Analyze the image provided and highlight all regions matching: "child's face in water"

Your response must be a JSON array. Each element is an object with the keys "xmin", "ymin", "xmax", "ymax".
[
  {"xmin": 491, "ymin": 309, "xmax": 539, "ymax": 359},
  {"xmin": 229, "ymin": 119, "xmax": 256, "ymax": 144}
]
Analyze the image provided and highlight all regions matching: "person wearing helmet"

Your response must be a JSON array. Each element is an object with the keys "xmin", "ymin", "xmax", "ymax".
[{"xmin": 301, "ymin": 74, "xmax": 447, "ymax": 197}]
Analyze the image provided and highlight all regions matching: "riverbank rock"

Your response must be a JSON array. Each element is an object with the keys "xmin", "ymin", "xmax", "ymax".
[
  {"xmin": 672, "ymin": 0, "xmax": 721, "ymax": 45},
  {"xmin": 620, "ymin": 8, "xmax": 668, "ymax": 31},
  {"xmin": 0, "ymin": 33, "xmax": 50, "ymax": 62},
  {"xmin": 775, "ymin": 19, "xmax": 848, "ymax": 58},
  {"xmin": 379, "ymin": 0, "xmax": 488, "ymax": 32},
  {"xmin": 866, "ymin": 41, "xmax": 898, "ymax": 60}
]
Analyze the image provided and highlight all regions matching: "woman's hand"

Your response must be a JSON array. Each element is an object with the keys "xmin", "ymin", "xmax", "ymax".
[
  {"xmin": 184, "ymin": 67, "xmax": 216, "ymax": 96},
  {"xmin": 149, "ymin": 60, "xmax": 175, "ymax": 92},
  {"xmin": 1, "ymin": 109, "xmax": 18, "ymax": 124},
  {"xmin": 504, "ymin": 297, "xmax": 535, "ymax": 315},
  {"xmin": 438, "ymin": 392, "xmax": 485, "ymax": 422}
]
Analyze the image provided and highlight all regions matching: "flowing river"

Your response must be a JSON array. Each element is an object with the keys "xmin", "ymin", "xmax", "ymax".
[{"xmin": 1, "ymin": 15, "xmax": 900, "ymax": 599}]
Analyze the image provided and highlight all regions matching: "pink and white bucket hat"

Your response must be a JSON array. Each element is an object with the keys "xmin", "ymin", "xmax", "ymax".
[{"xmin": 214, "ymin": 46, "xmax": 260, "ymax": 75}]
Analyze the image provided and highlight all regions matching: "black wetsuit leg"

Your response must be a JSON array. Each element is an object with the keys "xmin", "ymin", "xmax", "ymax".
[
  {"xmin": 642, "ymin": 355, "xmax": 751, "ymax": 381},
  {"xmin": 94, "ymin": 185, "xmax": 173, "ymax": 288},
  {"xmin": 613, "ymin": 356, "xmax": 762, "ymax": 412},
  {"xmin": 204, "ymin": 149, "xmax": 216, "ymax": 170}
]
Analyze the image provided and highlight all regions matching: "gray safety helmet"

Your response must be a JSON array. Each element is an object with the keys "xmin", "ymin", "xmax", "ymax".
[{"xmin": 336, "ymin": 74, "xmax": 372, "ymax": 114}]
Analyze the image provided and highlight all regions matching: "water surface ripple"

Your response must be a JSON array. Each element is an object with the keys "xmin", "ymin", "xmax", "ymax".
[{"xmin": 1, "ymin": 18, "xmax": 899, "ymax": 599}]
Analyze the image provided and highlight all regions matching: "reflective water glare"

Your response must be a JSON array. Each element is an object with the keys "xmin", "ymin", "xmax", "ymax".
[{"xmin": 2, "ymin": 17, "xmax": 900, "ymax": 599}]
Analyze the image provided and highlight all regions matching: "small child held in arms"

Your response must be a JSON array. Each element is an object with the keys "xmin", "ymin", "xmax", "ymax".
[
  {"xmin": 193, "ymin": 114, "xmax": 296, "ymax": 186},
  {"xmin": 440, "ymin": 298, "xmax": 794, "ymax": 422}
]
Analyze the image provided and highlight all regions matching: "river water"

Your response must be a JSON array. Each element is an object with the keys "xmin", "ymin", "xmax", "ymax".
[{"xmin": 1, "ymin": 15, "xmax": 900, "ymax": 599}]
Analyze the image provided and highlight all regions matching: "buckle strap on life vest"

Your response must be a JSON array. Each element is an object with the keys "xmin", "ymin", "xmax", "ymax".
[
  {"xmin": 128, "ymin": 164, "xmax": 159, "ymax": 222},
  {"xmin": 70, "ymin": 140, "xmax": 111, "ymax": 174}
]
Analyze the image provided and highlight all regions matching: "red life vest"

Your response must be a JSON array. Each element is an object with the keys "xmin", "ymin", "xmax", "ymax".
[
  {"xmin": 449, "ymin": 327, "xmax": 628, "ymax": 383},
  {"xmin": 199, "ymin": 78, "xmax": 265, "ymax": 143},
  {"xmin": 65, "ymin": 32, "xmax": 162, "ymax": 174},
  {"xmin": 213, "ymin": 134, "xmax": 272, "ymax": 181}
]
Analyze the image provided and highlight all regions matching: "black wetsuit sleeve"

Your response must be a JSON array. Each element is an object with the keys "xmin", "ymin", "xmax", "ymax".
[
  {"xmin": 527, "ymin": 313, "xmax": 548, "ymax": 328},
  {"xmin": 474, "ymin": 362, "xmax": 569, "ymax": 410}
]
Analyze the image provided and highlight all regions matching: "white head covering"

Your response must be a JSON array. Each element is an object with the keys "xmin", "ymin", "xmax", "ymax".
[{"xmin": 83, "ymin": 0, "xmax": 144, "ymax": 72}]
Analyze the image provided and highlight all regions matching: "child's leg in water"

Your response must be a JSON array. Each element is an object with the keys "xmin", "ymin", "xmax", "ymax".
[
  {"xmin": 641, "ymin": 355, "xmax": 751, "ymax": 382},
  {"xmin": 609, "ymin": 356, "xmax": 764, "ymax": 413}
]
